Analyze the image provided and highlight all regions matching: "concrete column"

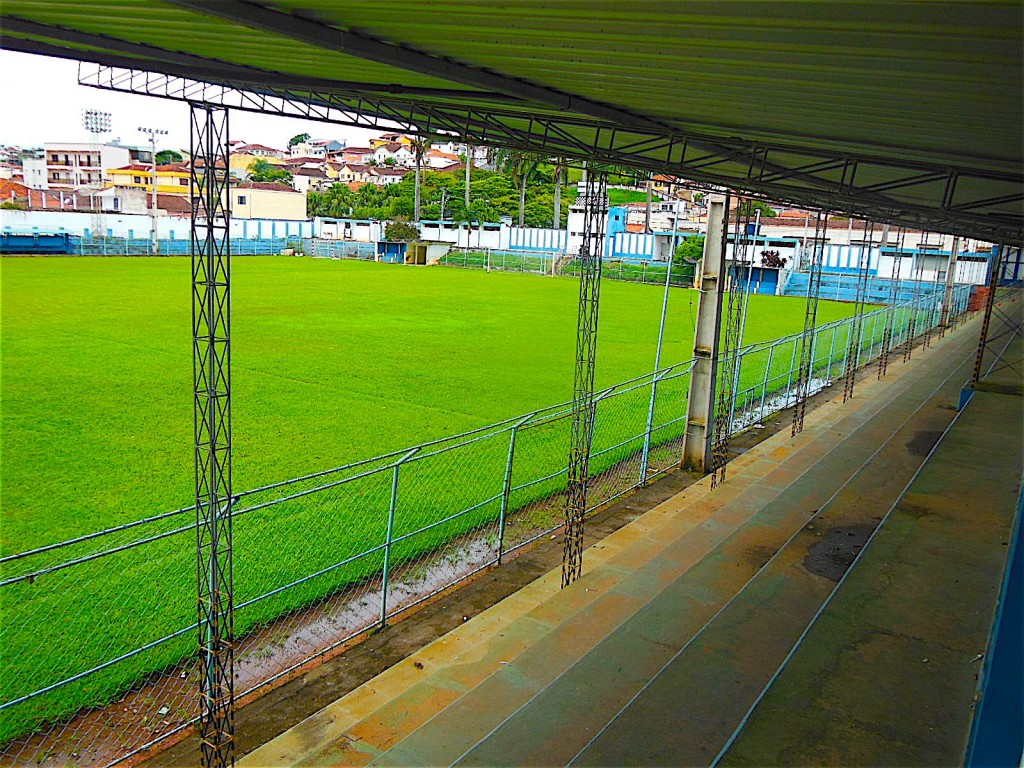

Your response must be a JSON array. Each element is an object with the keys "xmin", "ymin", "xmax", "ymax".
[{"xmin": 682, "ymin": 193, "xmax": 728, "ymax": 472}]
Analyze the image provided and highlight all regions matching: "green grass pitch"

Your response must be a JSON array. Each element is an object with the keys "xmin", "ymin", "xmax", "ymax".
[{"xmin": 1, "ymin": 256, "xmax": 858, "ymax": 553}]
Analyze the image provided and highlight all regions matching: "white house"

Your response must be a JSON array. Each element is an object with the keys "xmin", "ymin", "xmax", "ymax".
[
  {"xmin": 424, "ymin": 148, "xmax": 461, "ymax": 169},
  {"xmin": 290, "ymin": 139, "xmax": 345, "ymax": 159},
  {"xmin": 373, "ymin": 143, "xmax": 414, "ymax": 166},
  {"xmin": 370, "ymin": 167, "xmax": 410, "ymax": 186}
]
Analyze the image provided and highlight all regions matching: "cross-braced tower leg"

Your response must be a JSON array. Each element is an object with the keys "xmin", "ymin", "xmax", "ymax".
[
  {"xmin": 878, "ymin": 227, "xmax": 907, "ymax": 380},
  {"xmin": 842, "ymin": 221, "xmax": 875, "ymax": 402},
  {"xmin": 792, "ymin": 211, "xmax": 829, "ymax": 436},
  {"xmin": 709, "ymin": 201, "xmax": 755, "ymax": 488},
  {"xmin": 903, "ymin": 233, "xmax": 930, "ymax": 362},
  {"xmin": 938, "ymin": 237, "xmax": 961, "ymax": 339},
  {"xmin": 971, "ymin": 245, "xmax": 1011, "ymax": 388},
  {"xmin": 562, "ymin": 168, "xmax": 607, "ymax": 588},
  {"xmin": 191, "ymin": 103, "xmax": 234, "ymax": 768}
]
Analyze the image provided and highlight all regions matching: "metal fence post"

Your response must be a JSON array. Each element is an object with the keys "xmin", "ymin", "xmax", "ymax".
[
  {"xmin": 639, "ymin": 371, "xmax": 659, "ymax": 485},
  {"xmin": 728, "ymin": 346, "xmax": 745, "ymax": 434},
  {"xmin": 827, "ymin": 323, "xmax": 837, "ymax": 381},
  {"xmin": 759, "ymin": 342, "xmax": 775, "ymax": 422},
  {"xmin": 839, "ymin": 321, "xmax": 852, "ymax": 383},
  {"xmin": 498, "ymin": 414, "xmax": 534, "ymax": 564},
  {"xmin": 784, "ymin": 337, "xmax": 800, "ymax": 406},
  {"xmin": 380, "ymin": 462, "xmax": 400, "ymax": 628}
]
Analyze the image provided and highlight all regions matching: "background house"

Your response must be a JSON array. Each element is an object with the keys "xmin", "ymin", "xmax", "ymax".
[
  {"xmin": 107, "ymin": 162, "xmax": 192, "ymax": 195},
  {"xmin": 232, "ymin": 181, "xmax": 306, "ymax": 220},
  {"xmin": 341, "ymin": 147, "xmax": 374, "ymax": 164}
]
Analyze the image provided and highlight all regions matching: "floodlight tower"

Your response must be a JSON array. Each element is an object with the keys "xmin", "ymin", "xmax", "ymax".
[
  {"xmin": 138, "ymin": 125, "xmax": 169, "ymax": 255},
  {"xmin": 82, "ymin": 109, "xmax": 111, "ymax": 221}
]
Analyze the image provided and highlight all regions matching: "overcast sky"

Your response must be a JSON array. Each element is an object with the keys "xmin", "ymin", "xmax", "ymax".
[{"xmin": 0, "ymin": 50, "xmax": 383, "ymax": 152}]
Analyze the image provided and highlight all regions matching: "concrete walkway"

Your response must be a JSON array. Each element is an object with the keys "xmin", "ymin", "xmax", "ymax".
[{"xmin": 239, "ymin": 310, "xmax": 1022, "ymax": 767}]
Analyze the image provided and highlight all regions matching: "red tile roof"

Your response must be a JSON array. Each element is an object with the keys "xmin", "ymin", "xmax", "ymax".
[
  {"xmin": 156, "ymin": 194, "xmax": 192, "ymax": 214},
  {"xmin": 235, "ymin": 181, "xmax": 300, "ymax": 193},
  {"xmin": 113, "ymin": 163, "xmax": 191, "ymax": 173},
  {"xmin": 235, "ymin": 143, "xmax": 281, "ymax": 153},
  {"xmin": 0, "ymin": 178, "xmax": 30, "ymax": 198}
]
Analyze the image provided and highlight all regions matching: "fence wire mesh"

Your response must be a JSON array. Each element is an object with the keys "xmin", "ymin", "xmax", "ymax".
[
  {"xmin": 561, "ymin": 258, "xmax": 696, "ymax": 287},
  {"xmin": 0, "ymin": 281, "xmax": 973, "ymax": 766},
  {"xmin": 437, "ymin": 248, "xmax": 558, "ymax": 275},
  {"xmin": 65, "ymin": 236, "xmax": 301, "ymax": 256}
]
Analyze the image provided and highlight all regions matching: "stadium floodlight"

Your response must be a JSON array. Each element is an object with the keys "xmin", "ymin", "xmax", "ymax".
[
  {"xmin": 81, "ymin": 109, "xmax": 112, "ymax": 194},
  {"xmin": 83, "ymin": 109, "xmax": 112, "ymax": 135}
]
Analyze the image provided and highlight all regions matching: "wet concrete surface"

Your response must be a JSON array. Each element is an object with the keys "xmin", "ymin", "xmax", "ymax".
[
  {"xmin": 721, "ymin": 300, "xmax": 1024, "ymax": 767},
  {"xmin": 803, "ymin": 525, "xmax": 873, "ymax": 582},
  {"xmin": 905, "ymin": 429, "xmax": 944, "ymax": 457}
]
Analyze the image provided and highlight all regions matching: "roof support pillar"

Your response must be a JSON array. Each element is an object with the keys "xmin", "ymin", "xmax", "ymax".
[
  {"xmin": 561, "ymin": 167, "xmax": 607, "ymax": 588},
  {"xmin": 681, "ymin": 193, "xmax": 729, "ymax": 473},
  {"xmin": 191, "ymin": 102, "xmax": 235, "ymax": 768},
  {"xmin": 939, "ymin": 237, "xmax": 961, "ymax": 335}
]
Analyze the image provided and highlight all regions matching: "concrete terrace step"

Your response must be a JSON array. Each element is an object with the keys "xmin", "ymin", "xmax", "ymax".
[
  {"xmin": 720, "ymin": 301, "xmax": 1024, "ymax": 767},
  {"xmin": 568, "ymin": 336, "xmax": 980, "ymax": 767},
  {"xmin": 239, "ymin": 319, "xmax": 983, "ymax": 768}
]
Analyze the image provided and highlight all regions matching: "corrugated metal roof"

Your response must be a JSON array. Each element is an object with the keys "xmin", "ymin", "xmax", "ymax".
[{"xmin": 2, "ymin": 1, "xmax": 1021, "ymax": 240}]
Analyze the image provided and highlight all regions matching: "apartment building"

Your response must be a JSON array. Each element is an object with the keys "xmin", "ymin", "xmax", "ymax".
[{"xmin": 28, "ymin": 143, "xmax": 138, "ymax": 190}]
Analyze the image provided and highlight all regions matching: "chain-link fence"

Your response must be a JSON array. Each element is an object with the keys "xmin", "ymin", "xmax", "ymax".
[
  {"xmin": 302, "ymin": 238, "xmax": 376, "ymax": 260},
  {"xmin": 561, "ymin": 258, "xmax": 697, "ymax": 287},
  {"xmin": 62, "ymin": 236, "xmax": 301, "ymax": 256},
  {"xmin": 437, "ymin": 247, "xmax": 558, "ymax": 275},
  {"xmin": 0, "ymin": 281, "xmax": 973, "ymax": 766},
  {"xmin": 436, "ymin": 247, "xmax": 698, "ymax": 288}
]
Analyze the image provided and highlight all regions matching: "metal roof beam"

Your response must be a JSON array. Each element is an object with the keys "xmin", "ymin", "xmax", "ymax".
[
  {"xmin": 165, "ymin": 0, "xmax": 670, "ymax": 133},
  {"xmin": 77, "ymin": 64, "xmax": 1022, "ymax": 244},
  {"xmin": 0, "ymin": 18, "xmax": 521, "ymax": 103}
]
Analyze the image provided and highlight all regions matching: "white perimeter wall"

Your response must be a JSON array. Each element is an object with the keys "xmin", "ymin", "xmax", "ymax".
[{"xmin": 1, "ymin": 210, "xmax": 315, "ymax": 239}]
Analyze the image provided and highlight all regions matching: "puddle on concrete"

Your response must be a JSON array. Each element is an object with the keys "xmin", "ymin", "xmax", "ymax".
[
  {"xmin": 803, "ymin": 525, "xmax": 874, "ymax": 582},
  {"xmin": 906, "ymin": 430, "xmax": 943, "ymax": 457}
]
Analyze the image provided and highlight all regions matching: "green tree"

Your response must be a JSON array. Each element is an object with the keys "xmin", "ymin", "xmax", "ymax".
[
  {"xmin": 155, "ymin": 149, "xmax": 183, "ymax": 164},
  {"xmin": 248, "ymin": 159, "xmax": 293, "ymax": 185},
  {"xmin": 463, "ymin": 144, "xmax": 473, "ymax": 210},
  {"xmin": 384, "ymin": 218, "xmax": 419, "ymax": 241},
  {"xmin": 738, "ymin": 199, "xmax": 777, "ymax": 218},
  {"xmin": 490, "ymin": 149, "xmax": 542, "ymax": 226},
  {"xmin": 674, "ymin": 235, "xmax": 705, "ymax": 265},
  {"xmin": 551, "ymin": 156, "xmax": 568, "ymax": 229},
  {"xmin": 288, "ymin": 133, "xmax": 310, "ymax": 148},
  {"xmin": 411, "ymin": 136, "xmax": 431, "ymax": 222}
]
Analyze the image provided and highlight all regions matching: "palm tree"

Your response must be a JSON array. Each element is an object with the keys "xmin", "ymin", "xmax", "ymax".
[
  {"xmin": 645, "ymin": 172, "xmax": 653, "ymax": 233},
  {"xmin": 411, "ymin": 136, "xmax": 431, "ymax": 222},
  {"xmin": 552, "ymin": 156, "xmax": 568, "ymax": 229},
  {"xmin": 464, "ymin": 143, "xmax": 472, "ymax": 209},
  {"xmin": 512, "ymin": 151, "xmax": 541, "ymax": 226}
]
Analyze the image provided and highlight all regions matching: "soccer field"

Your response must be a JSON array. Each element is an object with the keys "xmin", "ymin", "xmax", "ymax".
[{"xmin": 1, "ymin": 255, "xmax": 859, "ymax": 554}]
